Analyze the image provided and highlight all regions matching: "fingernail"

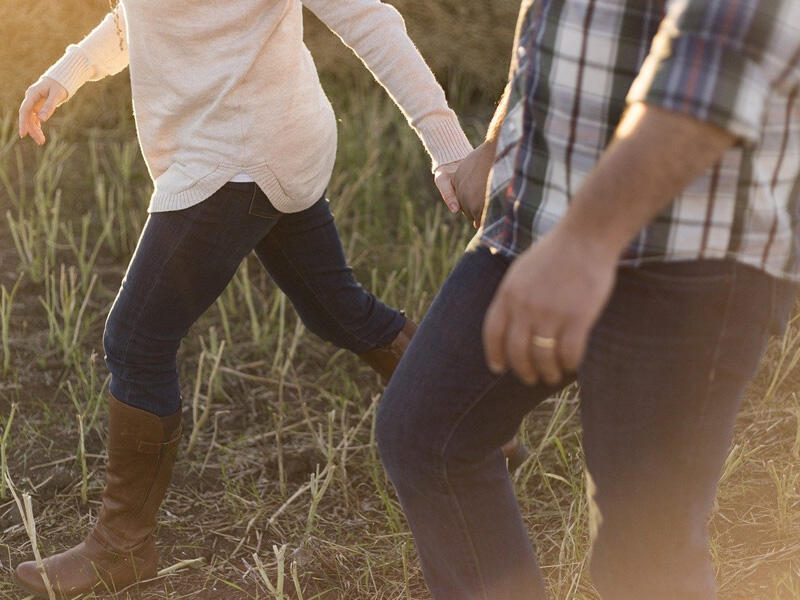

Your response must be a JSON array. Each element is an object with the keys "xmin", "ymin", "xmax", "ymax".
[
  {"xmin": 488, "ymin": 361, "xmax": 502, "ymax": 374},
  {"xmin": 38, "ymin": 111, "xmax": 46, "ymax": 120}
]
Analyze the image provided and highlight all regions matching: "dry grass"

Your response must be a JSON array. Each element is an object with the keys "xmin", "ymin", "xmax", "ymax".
[{"xmin": 1, "ymin": 1, "xmax": 799, "ymax": 599}]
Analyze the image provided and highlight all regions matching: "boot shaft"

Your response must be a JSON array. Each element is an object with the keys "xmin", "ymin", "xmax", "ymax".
[
  {"xmin": 358, "ymin": 317, "xmax": 418, "ymax": 382},
  {"xmin": 95, "ymin": 397, "xmax": 181, "ymax": 552}
]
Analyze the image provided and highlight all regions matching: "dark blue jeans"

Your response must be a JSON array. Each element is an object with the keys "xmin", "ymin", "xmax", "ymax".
[
  {"xmin": 104, "ymin": 182, "xmax": 404, "ymax": 416},
  {"xmin": 377, "ymin": 244, "xmax": 796, "ymax": 600}
]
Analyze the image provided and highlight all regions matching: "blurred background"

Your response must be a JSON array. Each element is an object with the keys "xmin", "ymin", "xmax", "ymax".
[{"xmin": 0, "ymin": 0, "xmax": 518, "ymax": 120}]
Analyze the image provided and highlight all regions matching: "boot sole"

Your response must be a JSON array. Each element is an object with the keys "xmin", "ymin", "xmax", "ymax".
[
  {"xmin": 13, "ymin": 568, "xmax": 155, "ymax": 600},
  {"xmin": 13, "ymin": 570, "xmax": 61, "ymax": 600}
]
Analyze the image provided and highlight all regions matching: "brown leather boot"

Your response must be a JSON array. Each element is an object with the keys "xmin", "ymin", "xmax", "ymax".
[
  {"xmin": 357, "ymin": 317, "xmax": 418, "ymax": 383},
  {"xmin": 14, "ymin": 397, "xmax": 181, "ymax": 599},
  {"xmin": 358, "ymin": 317, "xmax": 528, "ymax": 471}
]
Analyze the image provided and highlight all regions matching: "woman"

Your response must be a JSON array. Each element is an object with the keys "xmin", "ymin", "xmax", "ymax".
[{"xmin": 14, "ymin": 1, "xmax": 474, "ymax": 596}]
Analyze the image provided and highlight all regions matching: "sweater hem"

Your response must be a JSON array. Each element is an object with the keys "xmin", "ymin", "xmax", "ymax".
[{"xmin": 147, "ymin": 164, "xmax": 326, "ymax": 214}]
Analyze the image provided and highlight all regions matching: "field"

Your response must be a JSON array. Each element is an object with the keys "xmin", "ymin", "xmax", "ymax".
[{"xmin": 1, "ymin": 1, "xmax": 799, "ymax": 599}]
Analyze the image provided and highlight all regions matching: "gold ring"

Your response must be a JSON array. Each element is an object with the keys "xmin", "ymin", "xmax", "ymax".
[{"xmin": 531, "ymin": 335, "xmax": 557, "ymax": 350}]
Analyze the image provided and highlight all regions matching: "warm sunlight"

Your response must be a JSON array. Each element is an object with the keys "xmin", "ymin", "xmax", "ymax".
[{"xmin": 1, "ymin": 2, "xmax": 798, "ymax": 600}]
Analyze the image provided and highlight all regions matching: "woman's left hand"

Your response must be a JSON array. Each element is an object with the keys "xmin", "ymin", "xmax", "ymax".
[
  {"xmin": 19, "ymin": 77, "xmax": 68, "ymax": 145},
  {"xmin": 434, "ymin": 161, "xmax": 462, "ymax": 214}
]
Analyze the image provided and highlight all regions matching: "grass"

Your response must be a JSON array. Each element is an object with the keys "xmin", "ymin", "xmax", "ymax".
[{"xmin": 1, "ymin": 1, "xmax": 799, "ymax": 599}]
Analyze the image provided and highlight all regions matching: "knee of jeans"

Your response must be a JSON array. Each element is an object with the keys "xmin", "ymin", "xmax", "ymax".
[
  {"xmin": 376, "ymin": 382, "xmax": 439, "ymax": 482},
  {"xmin": 375, "ymin": 385, "xmax": 406, "ymax": 475},
  {"xmin": 103, "ymin": 310, "xmax": 179, "ymax": 379}
]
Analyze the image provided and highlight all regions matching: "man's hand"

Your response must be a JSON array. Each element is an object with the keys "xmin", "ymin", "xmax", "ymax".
[
  {"xmin": 19, "ymin": 77, "xmax": 68, "ymax": 145},
  {"xmin": 482, "ymin": 226, "xmax": 617, "ymax": 386},
  {"xmin": 481, "ymin": 103, "xmax": 735, "ymax": 386},
  {"xmin": 452, "ymin": 140, "xmax": 497, "ymax": 228}
]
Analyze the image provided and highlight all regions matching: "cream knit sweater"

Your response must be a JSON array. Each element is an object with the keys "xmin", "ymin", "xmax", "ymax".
[{"xmin": 44, "ymin": 0, "xmax": 472, "ymax": 213}]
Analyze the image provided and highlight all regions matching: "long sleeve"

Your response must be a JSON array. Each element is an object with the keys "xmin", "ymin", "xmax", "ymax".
[
  {"xmin": 627, "ymin": 0, "xmax": 800, "ymax": 143},
  {"xmin": 43, "ymin": 7, "xmax": 130, "ymax": 99},
  {"xmin": 302, "ymin": 0, "xmax": 472, "ymax": 169}
]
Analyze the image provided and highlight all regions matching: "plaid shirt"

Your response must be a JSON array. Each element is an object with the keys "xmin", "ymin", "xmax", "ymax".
[{"xmin": 481, "ymin": 0, "xmax": 800, "ymax": 280}]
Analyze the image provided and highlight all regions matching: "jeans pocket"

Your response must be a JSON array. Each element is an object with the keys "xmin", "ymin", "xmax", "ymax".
[
  {"xmin": 627, "ymin": 259, "xmax": 736, "ymax": 288},
  {"xmin": 601, "ymin": 260, "xmax": 739, "ymax": 347}
]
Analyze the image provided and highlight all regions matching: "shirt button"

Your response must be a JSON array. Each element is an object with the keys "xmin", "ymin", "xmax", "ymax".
[{"xmin": 517, "ymin": 46, "xmax": 527, "ymax": 58}]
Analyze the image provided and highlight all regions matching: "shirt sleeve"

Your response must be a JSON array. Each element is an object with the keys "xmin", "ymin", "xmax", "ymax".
[
  {"xmin": 42, "ymin": 7, "xmax": 130, "ymax": 99},
  {"xmin": 301, "ymin": 0, "xmax": 472, "ymax": 169},
  {"xmin": 627, "ymin": 0, "xmax": 800, "ymax": 143}
]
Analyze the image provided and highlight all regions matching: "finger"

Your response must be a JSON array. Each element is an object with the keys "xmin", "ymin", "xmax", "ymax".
[
  {"xmin": 18, "ymin": 93, "xmax": 37, "ymax": 139},
  {"xmin": 30, "ymin": 120, "xmax": 46, "ymax": 145},
  {"xmin": 18, "ymin": 110, "xmax": 28, "ymax": 140},
  {"xmin": 530, "ymin": 332, "xmax": 563, "ymax": 386},
  {"xmin": 20, "ymin": 92, "xmax": 46, "ymax": 144},
  {"xmin": 434, "ymin": 171, "xmax": 460, "ymax": 214},
  {"xmin": 456, "ymin": 191, "xmax": 474, "ymax": 222},
  {"xmin": 557, "ymin": 321, "xmax": 590, "ymax": 374},
  {"xmin": 461, "ymin": 203, "xmax": 476, "ymax": 224},
  {"xmin": 506, "ymin": 324, "xmax": 538, "ymax": 385},
  {"xmin": 38, "ymin": 89, "xmax": 60, "ymax": 122},
  {"xmin": 29, "ymin": 97, "xmax": 47, "ymax": 145},
  {"xmin": 483, "ymin": 295, "xmax": 510, "ymax": 374}
]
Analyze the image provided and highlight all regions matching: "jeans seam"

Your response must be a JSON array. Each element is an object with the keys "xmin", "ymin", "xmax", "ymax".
[
  {"xmin": 688, "ymin": 264, "xmax": 738, "ymax": 455},
  {"xmin": 267, "ymin": 236, "xmax": 392, "ymax": 351},
  {"xmin": 439, "ymin": 374, "xmax": 511, "ymax": 600},
  {"xmin": 115, "ymin": 211, "xmax": 200, "ymax": 403}
]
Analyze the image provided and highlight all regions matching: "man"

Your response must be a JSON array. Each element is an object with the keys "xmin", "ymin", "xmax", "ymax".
[{"xmin": 377, "ymin": 1, "xmax": 800, "ymax": 598}]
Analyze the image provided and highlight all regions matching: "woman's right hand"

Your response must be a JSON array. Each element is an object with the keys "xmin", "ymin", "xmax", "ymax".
[{"xmin": 18, "ymin": 77, "xmax": 69, "ymax": 145}]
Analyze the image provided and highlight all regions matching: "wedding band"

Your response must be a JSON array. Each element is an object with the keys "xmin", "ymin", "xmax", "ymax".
[{"xmin": 531, "ymin": 335, "xmax": 557, "ymax": 350}]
